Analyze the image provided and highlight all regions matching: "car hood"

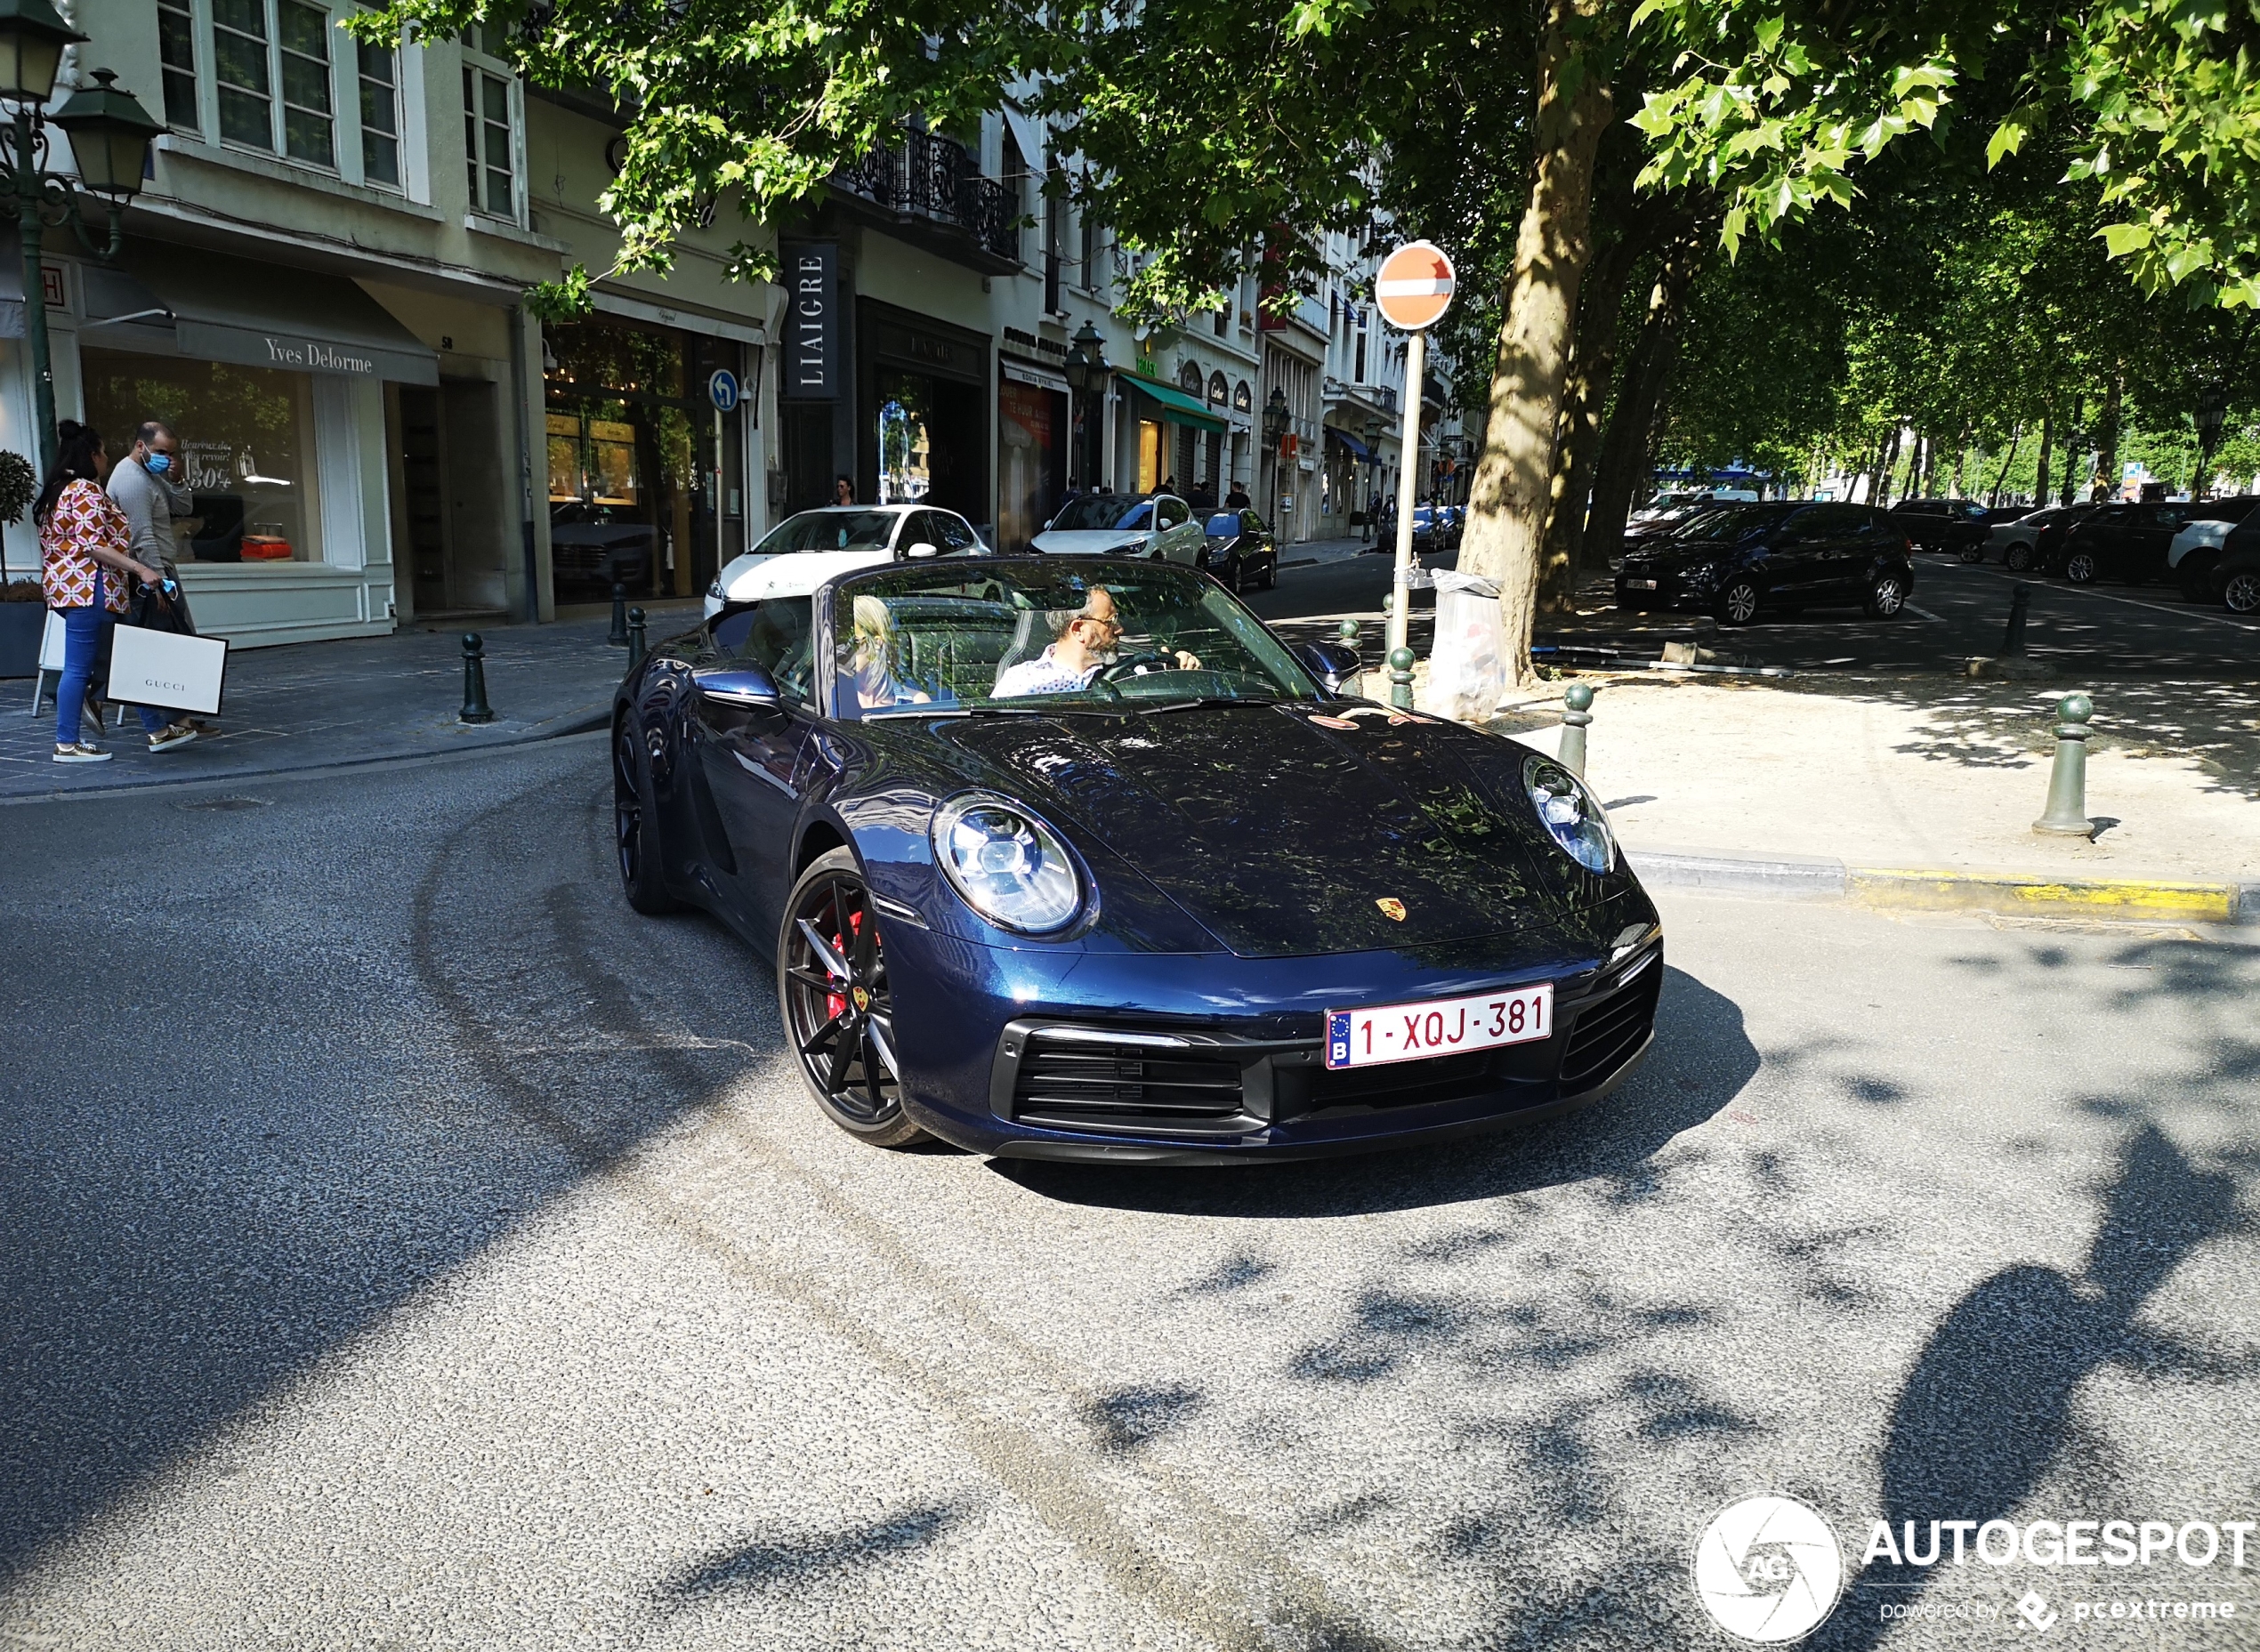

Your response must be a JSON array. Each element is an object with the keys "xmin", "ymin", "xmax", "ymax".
[
  {"xmin": 922, "ymin": 705, "xmax": 1608, "ymax": 958},
  {"xmin": 1032, "ymin": 528, "xmax": 1154, "ymax": 556},
  {"xmin": 716, "ymin": 548, "xmax": 893, "ymax": 603}
]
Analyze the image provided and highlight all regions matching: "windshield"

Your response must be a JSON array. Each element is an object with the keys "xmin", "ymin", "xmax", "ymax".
[
  {"xmin": 754, "ymin": 510, "xmax": 900, "ymax": 555},
  {"xmin": 829, "ymin": 561, "xmax": 1320, "ymax": 719},
  {"xmin": 1051, "ymin": 496, "xmax": 1153, "ymax": 531},
  {"xmin": 1665, "ymin": 504, "xmax": 1788, "ymax": 544},
  {"xmin": 1205, "ymin": 513, "xmax": 1243, "ymax": 536}
]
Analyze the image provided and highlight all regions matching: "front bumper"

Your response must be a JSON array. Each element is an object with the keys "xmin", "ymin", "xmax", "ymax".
[
  {"xmin": 1615, "ymin": 568, "xmax": 1713, "ymax": 611},
  {"xmin": 883, "ymin": 919, "xmax": 1664, "ymax": 1162}
]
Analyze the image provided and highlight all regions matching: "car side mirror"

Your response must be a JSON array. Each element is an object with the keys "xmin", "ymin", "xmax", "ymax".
[
  {"xmin": 1293, "ymin": 640, "xmax": 1360, "ymax": 694},
  {"xmin": 1042, "ymin": 518, "xmax": 1053, "ymax": 532},
  {"xmin": 692, "ymin": 664, "xmax": 779, "ymax": 709},
  {"xmin": 907, "ymin": 541, "xmax": 939, "ymax": 559}
]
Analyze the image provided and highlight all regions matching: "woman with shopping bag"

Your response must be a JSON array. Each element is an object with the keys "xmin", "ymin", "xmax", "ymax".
[{"xmin": 37, "ymin": 421, "xmax": 198, "ymax": 763}]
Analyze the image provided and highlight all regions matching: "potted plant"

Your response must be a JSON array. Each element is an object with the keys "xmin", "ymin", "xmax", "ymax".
[{"xmin": 0, "ymin": 450, "xmax": 45, "ymax": 678}]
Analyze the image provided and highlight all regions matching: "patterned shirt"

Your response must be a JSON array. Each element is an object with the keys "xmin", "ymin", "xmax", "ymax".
[
  {"xmin": 41, "ymin": 478, "xmax": 133, "ymax": 613},
  {"xmin": 992, "ymin": 644, "xmax": 1102, "ymax": 698}
]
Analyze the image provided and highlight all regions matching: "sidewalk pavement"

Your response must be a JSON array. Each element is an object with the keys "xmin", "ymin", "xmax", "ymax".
[
  {"xmin": 1496, "ymin": 673, "xmax": 2260, "ymax": 925},
  {"xmin": 0, "ymin": 602, "xmax": 704, "ymax": 802}
]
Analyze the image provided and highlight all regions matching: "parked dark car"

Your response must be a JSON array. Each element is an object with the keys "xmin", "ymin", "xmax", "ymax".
[
  {"xmin": 612, "ymin": 555, "xmax": 1661, "ymax": 1161},
  {"xmin": 1889, "ymin": 497, "xmax": 1991, "ymax": 560},
  {"xmin": 2204, "ymin": 512, "xmax": 2260, "ymax": 612},
  {"xmin": 1616, "ymin": 501, "xmax": 1915, "ymax": 625},
  {"xmin": 1199, "ymin": 510, "xmax": 1279, "ymax": 592},
  {"xmin": 551, "ymin": 501, "xmax": 657, "ymax": 592},
  {"xmin": 2054, "ymin": 502, "xmax": 2199, "ymax": 586}
]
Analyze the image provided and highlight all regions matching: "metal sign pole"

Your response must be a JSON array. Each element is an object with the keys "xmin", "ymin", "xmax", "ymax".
[{"xmin": 1388, "ymin": 327, "xmax": 1425, "ymax": 660}]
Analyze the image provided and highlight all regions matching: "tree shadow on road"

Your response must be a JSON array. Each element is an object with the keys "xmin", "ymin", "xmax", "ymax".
[{"xmin": 995, "ymin": 963, "xmax": 1757, "ymax": 1219}]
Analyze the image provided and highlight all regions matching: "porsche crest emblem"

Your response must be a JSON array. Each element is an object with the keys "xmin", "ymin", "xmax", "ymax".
[
  {"xmin": 851, "ymin": 985, "xmax": 870, "ymax": 1011},
  {"xmin": 1376, "ymin": 899, "xmax": 1408, "ymax": 923}
]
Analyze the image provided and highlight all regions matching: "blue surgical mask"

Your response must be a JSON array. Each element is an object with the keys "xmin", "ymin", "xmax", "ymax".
[{"xmin": 145, "ymin": 453, "xmax": 172, "ymax": 475}]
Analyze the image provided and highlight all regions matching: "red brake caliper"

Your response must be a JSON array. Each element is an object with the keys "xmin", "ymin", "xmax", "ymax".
[{"xmin": 824, "ymin": 905, "xmax": 864, "ymax": 1022}]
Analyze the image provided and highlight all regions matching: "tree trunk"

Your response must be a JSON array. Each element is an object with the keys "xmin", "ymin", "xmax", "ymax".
[
  {"xmin": 2033, "ymin": 410, "xmax": 2052, "ymax": 507},
  {"xmin": 1874, "ymin": 428, "xmax": 1901, "ymax": 507},
  {"xmin": 1582, "ymin": 228, "xmax": 1701, "ymax": 563},
  {"xmin": 1949, "ymin": 432, "xmax": 1966, "ymax": 498},
  {"xmin": 2094, "ymin": 370, "xmax": 2123, "ymax": 500},
  {"xmin": 1987, "ymin": 423, "xmax": 2022, "ymax": 506},
  {"xmin": 1457, "ymin": 0, "xmax": 1615, "ymax": 689}
]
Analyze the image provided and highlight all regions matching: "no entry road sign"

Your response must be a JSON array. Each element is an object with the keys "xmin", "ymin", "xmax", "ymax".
[{"xmin": 1375, "ymin": 241, "xmax": 1456, "ymax": 331}]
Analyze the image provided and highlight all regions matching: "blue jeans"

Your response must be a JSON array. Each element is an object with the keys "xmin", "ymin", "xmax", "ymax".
[{"xmin": 54, "ymin": 573, "xmax": 167, "ymax": 745}]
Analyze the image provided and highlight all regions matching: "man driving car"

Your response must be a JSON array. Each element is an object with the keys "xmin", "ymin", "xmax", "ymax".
[{"xmin": 991, "ymin": 586, "xmax": 1199, "ymax": 697}]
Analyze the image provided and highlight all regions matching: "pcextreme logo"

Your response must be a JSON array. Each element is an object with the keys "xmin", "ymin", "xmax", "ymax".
[{"xmin": 1693, "ymin": 1495, "xmax": 1845, "ymax": 1642}]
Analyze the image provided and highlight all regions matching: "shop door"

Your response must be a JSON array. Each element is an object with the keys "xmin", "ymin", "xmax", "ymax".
[
  {"xmin": 442, "ymin": 379, "xmax": 509, "ymax": 611},
  {"xmin": 1137, "ymin": 420, "xmax": 1162, "ymax": 492},
  {"xmin": 398, "ymin": 385, "xmax": 448, "ymax": 615}
]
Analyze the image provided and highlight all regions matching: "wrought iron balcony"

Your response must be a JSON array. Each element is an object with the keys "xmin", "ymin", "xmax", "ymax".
[{"xmin": 832, "ymin": 129, "xmax": 1019, "ymax": 270}]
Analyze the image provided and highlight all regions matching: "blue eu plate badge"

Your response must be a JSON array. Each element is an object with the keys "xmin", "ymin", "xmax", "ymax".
[{"xmin": 1327, "ymin": 1011, "xmax": 1352, "ymax": 1070}]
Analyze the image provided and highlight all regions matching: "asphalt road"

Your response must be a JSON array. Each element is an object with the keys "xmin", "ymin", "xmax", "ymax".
[
  {"xmin": 1250, "ymin": 544, "xmax": 2260, "ymax": 678},
  {"xmin": 3, "ymin": 739, "xmax": 2255, "ymax": 1650}
]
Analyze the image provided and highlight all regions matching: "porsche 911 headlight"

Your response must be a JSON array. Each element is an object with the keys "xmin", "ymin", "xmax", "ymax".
[
  {"xmin": 932, "ymin": 794, "xmax": 1085, "ymax": 932},
  {"xmin": 1523, "ymin": 754, "xmax": 1615, "ymax": 874}
]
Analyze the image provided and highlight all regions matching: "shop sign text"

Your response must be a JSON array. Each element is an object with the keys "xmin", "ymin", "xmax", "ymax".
[{"xmin": 262, "ymin": 336, "xmax": 377, "ymax": 375}]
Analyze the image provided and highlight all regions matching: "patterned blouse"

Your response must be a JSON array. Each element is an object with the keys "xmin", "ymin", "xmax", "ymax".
[{"xmin": 41, "ymin": 478, "xmax": 133, "ymax": 613}]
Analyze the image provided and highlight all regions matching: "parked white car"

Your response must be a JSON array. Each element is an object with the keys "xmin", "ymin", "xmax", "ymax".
[
  {"xmin": 705, "ymin": 504, "xmax": 986, "ymax": 617},
  {"xmin": 1031, "ymin": 493, "xmax": 1207, "ymax": 563},
  {"xmin": 2164, "ymin": 495, "xmax": 2260, "ymax": 600}
]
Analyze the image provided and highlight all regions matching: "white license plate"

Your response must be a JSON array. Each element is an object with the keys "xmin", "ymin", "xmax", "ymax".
[
  {"xmin": 1326, "ymin": 983, "xmax": 1554, "ymax": 1070},
  {"xmin": 1626, "ymin": 578, "xmax": 1659, "ymax": 590}
]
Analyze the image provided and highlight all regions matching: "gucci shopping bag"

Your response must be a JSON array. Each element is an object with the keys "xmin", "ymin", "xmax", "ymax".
[{"xmin": 108, "ymin": 624, "xmax": 228, "ymax": 716}]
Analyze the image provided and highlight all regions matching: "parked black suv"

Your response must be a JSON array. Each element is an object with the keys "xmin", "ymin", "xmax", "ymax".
[
  {"xmin": 1889, "ymin": 496, "xmax": 1991, "ymax": 560},
  {"xmin": 1617, "ymin": 502, "xmax": 1916, "ymax": 625}
]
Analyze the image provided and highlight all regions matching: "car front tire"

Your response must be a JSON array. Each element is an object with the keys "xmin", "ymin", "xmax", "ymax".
[
  {"xmin": 1863, "ymin": 571, "xmax": 1909, "ymax": 619},
  {"xmin": 615, "ymin": 724, "xmax": 680, "ymax": 916},
  {"xmin": 2224, "ymin": 571, "xmax": 2260, "ymax": 615},
  {"xmin": 1959, "ymin": 545, "xmax": 1984, "ymax": 564},
  {"xmin": 779, "ymin": 848, "xmax": 929, "ymax": 1148},
  {"xmin": 1715, "ymin": 577, "xmax": 1762, "ymax": 626},
  {"xmin": 2064, "ymin": 551, "xmax": 2098, "ymax": 584}
]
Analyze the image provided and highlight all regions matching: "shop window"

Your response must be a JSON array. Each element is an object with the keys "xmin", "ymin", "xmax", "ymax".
[
  {"xmin": 357, "ymin": 34, "xmax": 400, "ymax": 187},
  {"xmin": 158, "ymin": 0, "xmax": 199, "ymax": 131},
  {"xmin": 463, "ymin": 33, "xmax": 519, "ymax": 220},
  {"xmin": 83, "ymin": 351, "xmax": 318, "ymax": 566},
  {"xmin": 876, "ymin": 374, "xmax": 935, "ymax": 504}
]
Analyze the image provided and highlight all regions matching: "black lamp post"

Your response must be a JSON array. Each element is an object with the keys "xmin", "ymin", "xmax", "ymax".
[
  {"xmin": 1263, "ymin": 384, "xmax": 1289, "ymax": 517},
  {"xmin": 2194, "ymin": 380, "xmax": 2228, "ymax": 501},
  {"xmin": 0, "ymin": 2, "xmax": 164, "ymax": 471},
  {"xmin": 1062, "ymin": 318, "xmax": 1110, "ymax": 489}
]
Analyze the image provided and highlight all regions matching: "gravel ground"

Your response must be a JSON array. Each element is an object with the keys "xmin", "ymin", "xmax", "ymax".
[{"xmin": 2, "ymin": 737, "xmax": 2254, "ymax": 1650}]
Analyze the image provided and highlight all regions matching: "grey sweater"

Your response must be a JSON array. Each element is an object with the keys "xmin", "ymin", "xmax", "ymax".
[{"xmin": 107, "ymin": 457, "xmax": 192, "ymax": 569}]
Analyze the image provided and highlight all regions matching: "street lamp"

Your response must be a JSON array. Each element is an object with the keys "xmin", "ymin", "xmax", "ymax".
[
  {"xmin": 0, "ymin": 2, "xmax": 165, "ymax": 470},
  {"xmin": 1263, "ymin": 384, "xmax": 1290, "ymax": 520},
  {"xmin": 2194, "ymin": 379, "xmax": 2228, "ymax": 500},
  {"xmin": 1062, "ymin": 318, "xmax": 1111, "ymax": 489}
]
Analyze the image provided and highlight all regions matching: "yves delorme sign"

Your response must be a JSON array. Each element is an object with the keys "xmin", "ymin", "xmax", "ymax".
[{"xmin": 782, "ymin": 242, "xmax": 838, "ymax": 401}]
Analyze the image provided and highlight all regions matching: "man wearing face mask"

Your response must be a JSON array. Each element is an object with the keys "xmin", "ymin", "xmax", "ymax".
[{"xmin": 107, "ymin": 418, "xmax": 210, "ymax": 729}]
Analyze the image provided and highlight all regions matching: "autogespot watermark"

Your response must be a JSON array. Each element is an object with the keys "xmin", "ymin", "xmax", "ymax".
[{"xmin": 1693, "ymin": 1500, "xmax": 2253, "ymax": 1642}]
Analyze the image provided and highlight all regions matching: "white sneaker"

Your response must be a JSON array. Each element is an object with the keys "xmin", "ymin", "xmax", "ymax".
[{"xmin": 53, "ymin": 742, "xmax": 112, "ymax": 764}]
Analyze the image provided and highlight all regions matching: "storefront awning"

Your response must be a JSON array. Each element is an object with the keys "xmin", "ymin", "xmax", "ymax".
[
  {"xmin": 85, "ymin": 254, "xmax": 440, "ymax": 386},
  {"xmin": 1328, "ymin": 426, "xmax": 1372, "ymax": 461},
  {"xmin": 1124, "ymin": 375, "xmax": 1226, "ymax": 433}
]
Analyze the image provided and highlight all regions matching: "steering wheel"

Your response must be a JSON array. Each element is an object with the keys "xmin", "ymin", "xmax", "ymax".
[{"xmin": 1096, "ymin": 651, "xmax": 1174, "ymax": 683}]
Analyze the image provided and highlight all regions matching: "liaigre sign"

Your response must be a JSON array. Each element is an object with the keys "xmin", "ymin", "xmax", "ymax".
[{"xmin": 781, "ymin": 242, "xmax": 837, "ymax": 401}]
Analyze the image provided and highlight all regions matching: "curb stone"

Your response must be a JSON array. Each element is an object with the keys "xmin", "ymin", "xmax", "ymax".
[{"xmin": 1625, "ymin": 845, "xmax": 2255, "ymax": 926}]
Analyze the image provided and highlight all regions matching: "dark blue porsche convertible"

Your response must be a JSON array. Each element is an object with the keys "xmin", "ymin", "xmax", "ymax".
[{"xmin": 611, "ymin": 554, "xmax": 1661, "ymax": 1163}]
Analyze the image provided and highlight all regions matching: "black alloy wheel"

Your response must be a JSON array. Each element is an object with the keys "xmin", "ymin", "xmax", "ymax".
[
  {"xmin": 2178, "ymin": 552, "xmax": 2218, "ymax": 603},
  {"xmin": 1262, "ymin": 554, "xmax": 1279, "ymax": 591},
  {"xmin": 2004, "ymin": 543, "xmax": 2035, "ymax": 573},
  {"xmin": 2064, "ymin": 550, "xmax": 2099, "ymax": 584},
  {"xmin": 1959, "ymin": 545, "xmax": 1985, "ymax": 564},
  {"xmin": 2224, "ymin": 571, "xmax": 2260, "ymax": 615},
  {"xmin": 1716, "ymin": 576, "xmax": 1763, "ymax": 626},
  {"xmin": 778, "ymin": 848, "xmax": 927, "ymax": 1148},
  {"xmin": 615, "ymin": 724, "xmax": 679, "ymax": 915},
  {"xmin": 1864, "ymin": 571, "xmax": 1909, "ymax": 619}
]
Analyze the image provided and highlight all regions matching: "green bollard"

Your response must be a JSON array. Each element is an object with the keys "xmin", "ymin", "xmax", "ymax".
[
  {"xmin": 1388, "ymin": 646, "xmax": 1416, "ymax": 712},
  {"xmin": 458, "ymin": 632, "xmax": 496, "ymax": 724},
  {"xmin": 2031, "ymin": 692, "xmax": 2095, "ymax": 835},
  {"xmin": 1337, "ymin": 616, "xmax": 1361, "ymax": 648},
  {"xmin": 626, "ymin": 606, "xmax": 648, "ymax": 671},
  {"xmin": 1559, "ymin": 681, "xmax": 1594, "ymax": 776}
]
